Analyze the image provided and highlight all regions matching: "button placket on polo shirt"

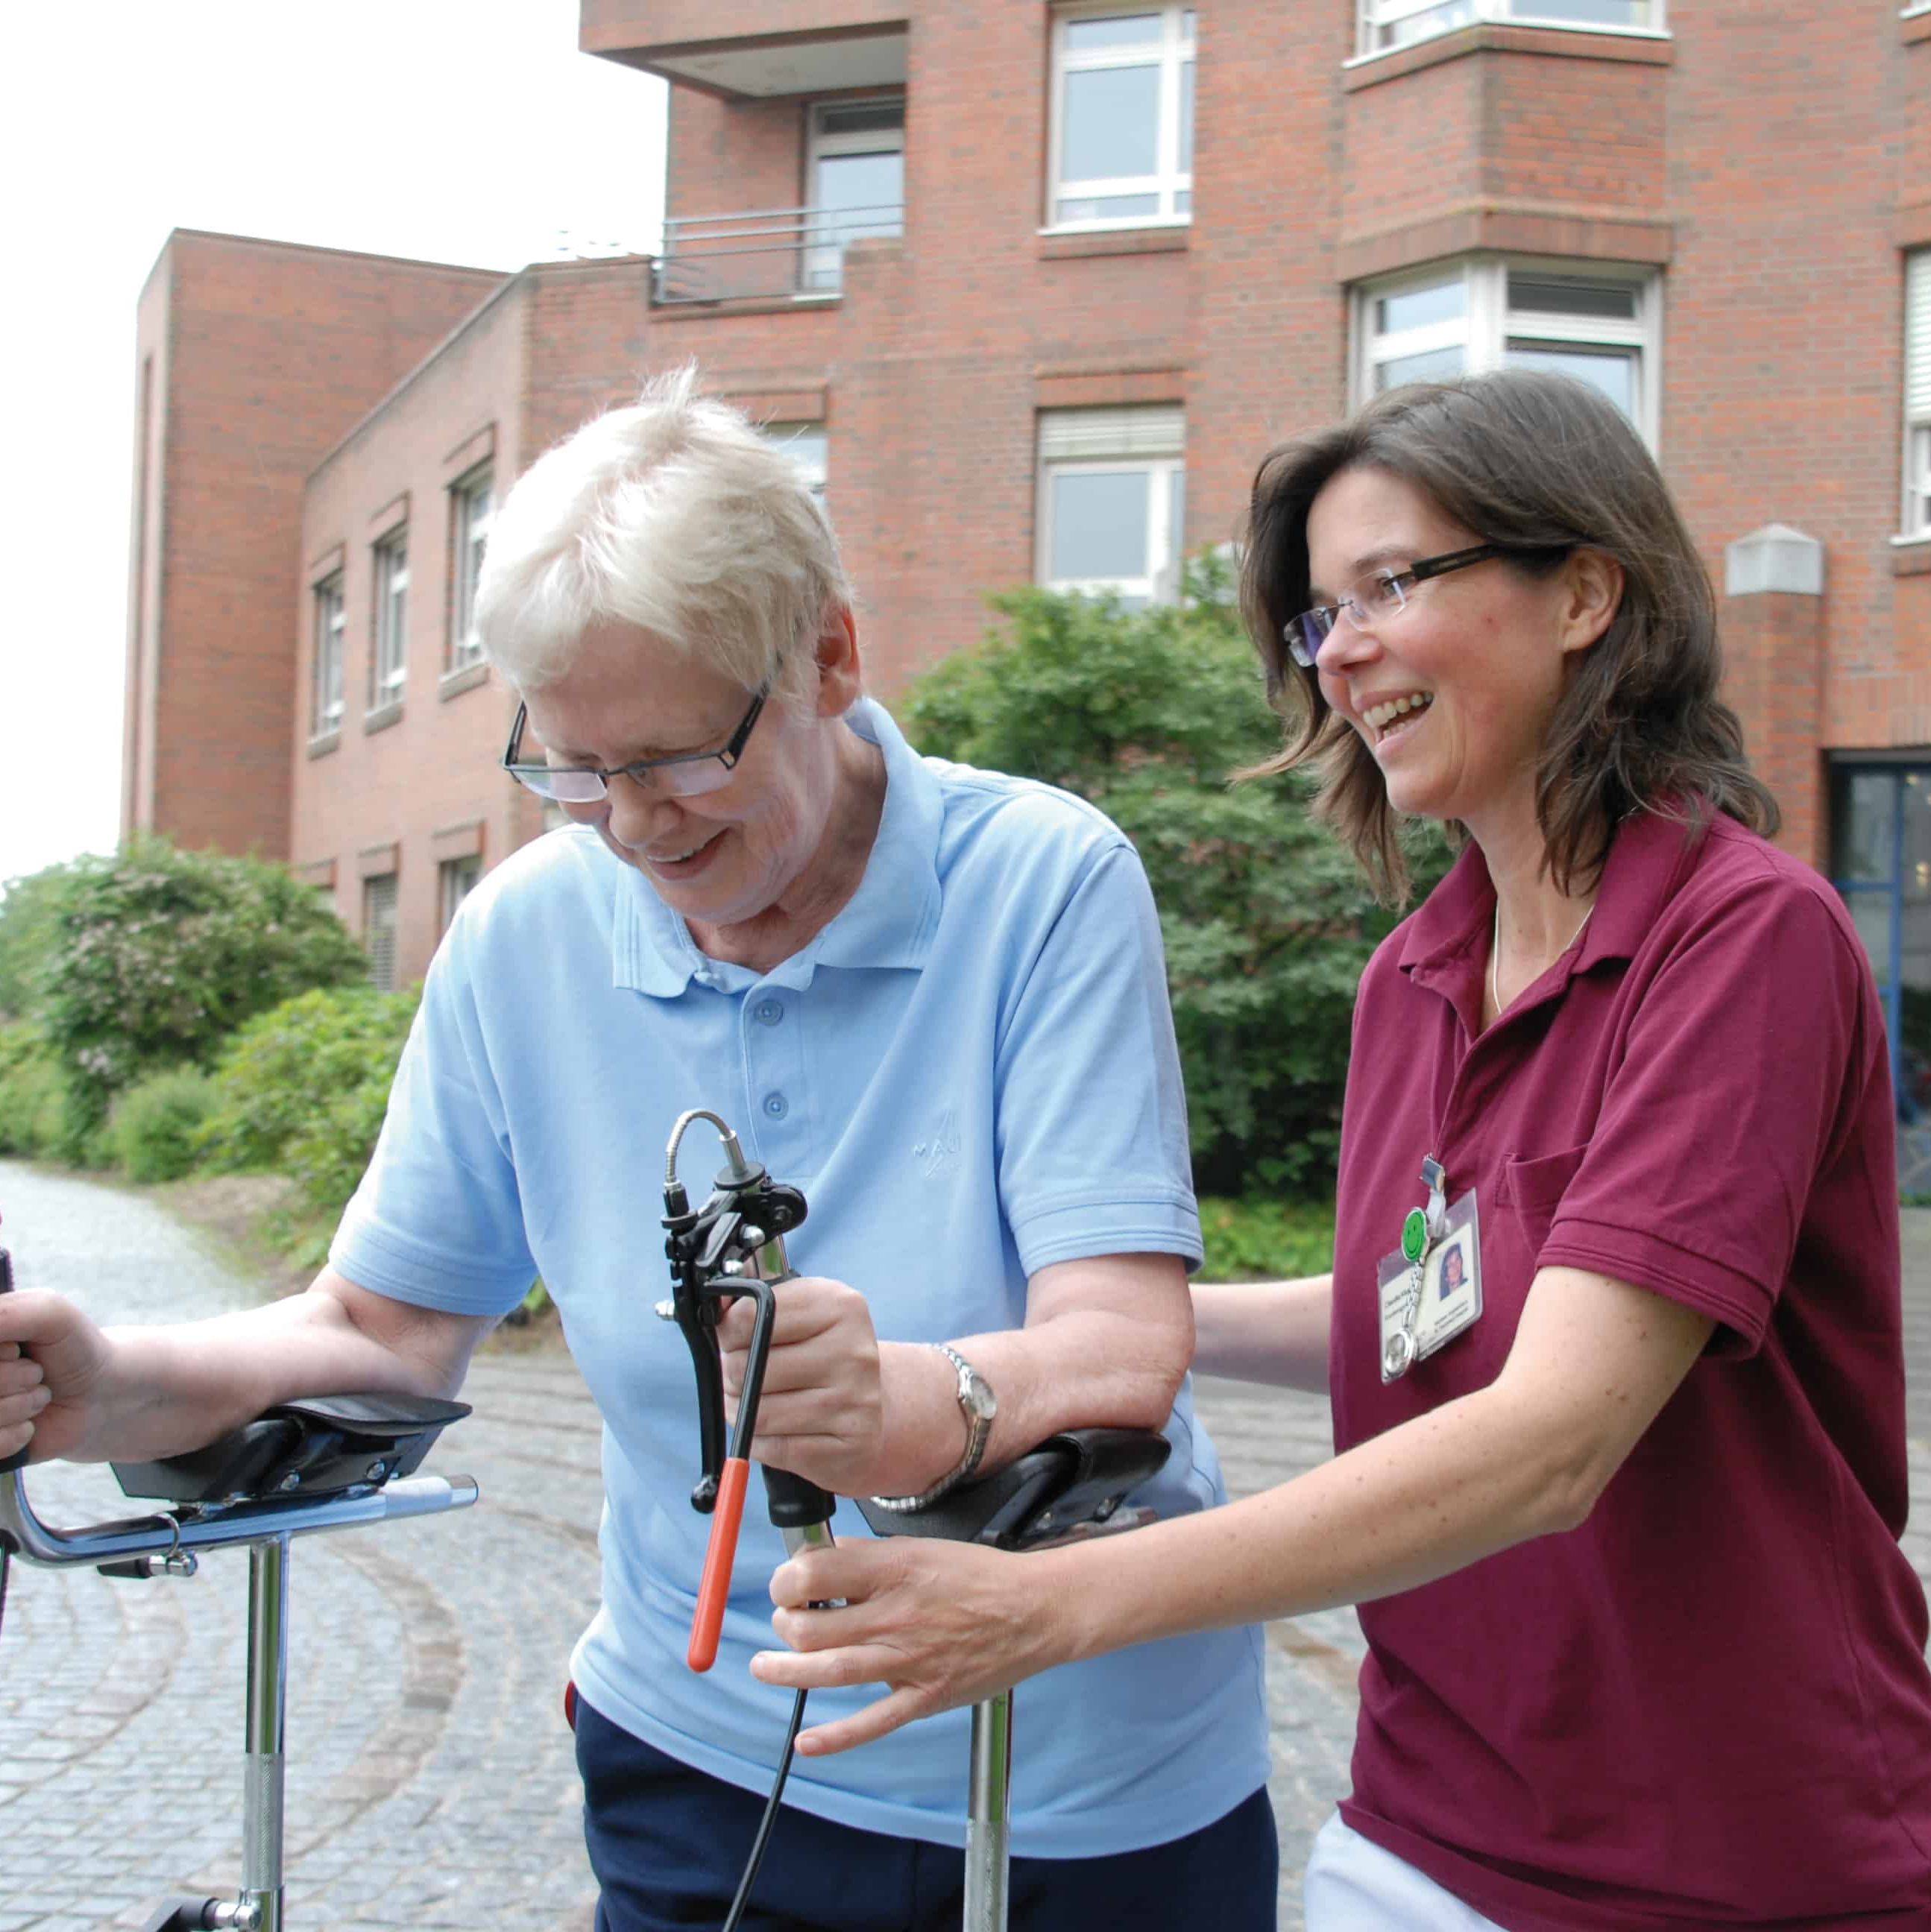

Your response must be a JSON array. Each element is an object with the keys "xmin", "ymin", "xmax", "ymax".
[{"xmin": 741, "ymin": 980, "xmax": 811, "ymax": 1176}]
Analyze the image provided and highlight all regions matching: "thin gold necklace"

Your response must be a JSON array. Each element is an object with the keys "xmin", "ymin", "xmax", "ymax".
[{"xmin": 1490, "ymin": 898, "xmax": 1594, "ymax": 1019}]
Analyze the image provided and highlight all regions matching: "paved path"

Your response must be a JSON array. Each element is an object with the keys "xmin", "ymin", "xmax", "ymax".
[{"xmin": 0, "ymin": 1160, "xmax": 1927, "ymax": 1931}]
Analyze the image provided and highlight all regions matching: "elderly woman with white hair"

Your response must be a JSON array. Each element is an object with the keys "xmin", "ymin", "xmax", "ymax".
[{"xmin": 0, "ymin": 370, "xmax": 1273, "ymax": 1931}]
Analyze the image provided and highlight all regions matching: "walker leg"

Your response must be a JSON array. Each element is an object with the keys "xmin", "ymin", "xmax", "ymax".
[
  {"xmin": 238, "ymin": 1535, "xmax": 290, "ymax": 1932},
  {"xmin": 962, "ymin": 1690, "xmax": 1012, "ymax": 1932}
]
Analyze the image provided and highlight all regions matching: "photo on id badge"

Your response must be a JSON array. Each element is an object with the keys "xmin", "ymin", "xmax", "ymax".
[{"xmin": 1422, "ymin": 1196, "xmax": 1481, "ymax": 1354}]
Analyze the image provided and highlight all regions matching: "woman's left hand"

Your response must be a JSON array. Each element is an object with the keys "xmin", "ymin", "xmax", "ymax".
[{"xmin": 751, "ymin": 1537, "xmax": 1080, "ymax": 1755}]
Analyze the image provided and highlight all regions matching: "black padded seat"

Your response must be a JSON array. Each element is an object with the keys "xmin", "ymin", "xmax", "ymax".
[
  {"xmin": 111, "ymin": 1393, "xmax": 471, "ymax": 1506},
  {"xmin": 855, "ymin": 1427, "xmax": 1169, "ymax": 1550}
]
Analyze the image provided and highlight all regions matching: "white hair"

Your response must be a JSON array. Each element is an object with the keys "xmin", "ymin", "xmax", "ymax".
[{"xmin": 475, "ymin": 365, "xmax": 849, "ymax": 703}]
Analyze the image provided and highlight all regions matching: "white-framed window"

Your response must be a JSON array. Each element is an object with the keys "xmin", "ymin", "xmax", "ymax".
[
  {"xmin": 1036, "ymin": 406, "xmax": 1186, "ymax": 605},
  {"xmin": 371, "ymin": 528, "xmax": 409, "ymax": 708},
  {"xmin": 1357, "ymin": 0, "xmax": 1664, "ymax": 57},
  {"xmin": 312, "ymin": 572, "xmax": 344, "ymax": 736},
  {"xmin": 1048, "ymin": 7, "xmax": 1195, "ymax": 230},
  {"xmin": 1355, "ymin": 257, "xmax": 1660, "ymax": 445},
  {"xmin": 363, "ymin": 874, "xmax": 399, "ymax": 993},
  {"xmin": 449, "ymin": 468, "xmax": 492, "ymax": 670},
  {"xmin": 438, "ymin": 853, "xmax": 482, "ymax": 935},
  {"xmin": 1905, "ymin": 251, "xmax": 1931, "ymax": 540},
  {"xmin": 760, "ymin": 423, "xmax": 828, "ymax": 499},
  {"xmin": 806, "ymin": 99, "xmax": 904, "ymax": 291}
]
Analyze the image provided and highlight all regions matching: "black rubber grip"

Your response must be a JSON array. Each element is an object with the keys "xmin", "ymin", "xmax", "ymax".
[
  {"xmin": 0, "ymin": 1250, "xmax": 27, "ymax": 1474},
  {"xmin": 761, "ymin": 1465, "xmax": 835, "ymax": 1531}
]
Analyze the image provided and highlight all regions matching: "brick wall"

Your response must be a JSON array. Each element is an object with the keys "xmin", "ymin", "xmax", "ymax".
[
  {"xmin": 135, "ymin": 0, "xmax": 1931, "ymax": 976},
  {"xmin": 125, "ymin": 232, "xmax": 503, "ymax": 862},
  {"xmin": 294, "ymin": 274, "xmax": 532, "ymax": 978}
]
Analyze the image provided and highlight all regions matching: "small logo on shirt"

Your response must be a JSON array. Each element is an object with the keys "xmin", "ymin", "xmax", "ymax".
[{"xmin": 914, "ymin": 1110, "xmax": 961, "ymax": 1178}]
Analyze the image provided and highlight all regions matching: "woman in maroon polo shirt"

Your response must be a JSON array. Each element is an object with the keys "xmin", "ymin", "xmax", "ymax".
[{"xmin": 755, "ymin": 370, "xmax": 1931, "ymax": 1929}]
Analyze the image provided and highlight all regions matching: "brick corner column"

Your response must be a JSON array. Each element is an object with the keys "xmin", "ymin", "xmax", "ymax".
[{"xmin": 1721, "ymin": 523, "xmax": 1827, "ymax": 870}]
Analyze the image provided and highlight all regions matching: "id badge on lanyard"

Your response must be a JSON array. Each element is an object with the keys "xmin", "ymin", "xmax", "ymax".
[{"xmin": 1377, "ymin": 1155, "xmax": 1483, "ymax": 1382}]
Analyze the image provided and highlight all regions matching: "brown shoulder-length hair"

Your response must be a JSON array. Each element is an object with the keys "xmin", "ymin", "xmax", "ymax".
[{"xmin": 1239, "ymin": 370, "xmax": 1778, "ymax": 904}]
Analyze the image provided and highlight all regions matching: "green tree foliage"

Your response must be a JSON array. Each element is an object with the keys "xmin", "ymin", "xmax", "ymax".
[
  {"xmin": 196, "ymin": 985, "xmax": 420, "ymax": 1211},
  {"xmin": 37, "ymin": 837, "xmax": 370, "ymax": 1137},
  {"xmin": 108, "ymin": 1069, "xmax": 221, "ymax": 1184},
  {"xmin": 0, "ymin": 1022, "xmax": 70, "ymax": 1159},
  {"xmin": 0, "ymin": 859, "xmax": 89, "ymax": 1021},
  {"xmin": 901, "ymin": 560, "xmax": 1450, "ymax": 1195}
]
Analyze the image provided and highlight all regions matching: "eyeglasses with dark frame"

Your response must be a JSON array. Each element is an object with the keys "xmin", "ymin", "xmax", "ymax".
[
  {"xmin": 1284, "ymin": 543, "xmax": 1563, "ymax": 672},
  {"xmin": 501, "ymin": 678, "xmax": 775, "ymax": 803}
]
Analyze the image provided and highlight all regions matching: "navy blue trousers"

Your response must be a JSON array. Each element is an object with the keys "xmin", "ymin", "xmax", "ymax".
[{"xmin": 574, "ymin": 1695, "xmax": 1278, "ymax": 1932}]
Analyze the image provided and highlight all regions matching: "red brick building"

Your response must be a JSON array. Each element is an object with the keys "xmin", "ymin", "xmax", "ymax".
[{"xmin": 126, "ymin": 1, "xmax": 1931, "ymax": 1093}]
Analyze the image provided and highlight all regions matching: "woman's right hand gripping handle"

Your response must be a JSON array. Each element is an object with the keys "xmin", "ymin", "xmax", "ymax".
[{"xmin": 0, "ymin": 1251, "xmax": 110, "ymax": 1471}]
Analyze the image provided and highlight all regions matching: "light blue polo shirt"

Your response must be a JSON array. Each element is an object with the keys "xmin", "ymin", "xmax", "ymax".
[{"xmin": 333, "ymin": 698, "xmax": 1270, "ymax": 1857}]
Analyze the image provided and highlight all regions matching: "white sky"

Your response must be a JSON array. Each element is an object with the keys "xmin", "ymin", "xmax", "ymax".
[{"xmin": 0, "ymin": 1, "xmax": 667, "ymax": 888}]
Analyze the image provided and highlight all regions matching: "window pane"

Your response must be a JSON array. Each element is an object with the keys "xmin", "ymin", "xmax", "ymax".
[
  {"xmin": 1058, "ymin": 192, "xmax": 1163, "ymax": 223},
  {"xmin": 1505, "ymin": 0, "xmax": 1649, "ymax": 25},
  {"xmin": 813, "ymin": 151, "xmax": 904, "ymax": 230},
  {"xmin": 817, "ymin": 102, "xmax": 904, "ymax": 138},
  {"xmin": 1177, "ymin": 57, "xmax": 1194, "ymax": 173},
  {"xmin": 1834, "ymin": 771, "xmax": 1897, "ymax": 885},
  {"xmin": 1062, "ymin": 64, "xmax": 1162, "ymax": 180},
  {"xmin": 1845, "ymin": 894, "xmax": 1894, "ymax": 997},
  {"xmin": 1050, "ymin": 469, "xmax": 1152, "ymax": 581},
  {"xmin": 1379, "ymin": 1, "xmax": 1478, "ymax": 48},
  {"xmin": 764, "ymin": 425, "xmax": 828, "ymax": 497},
  {"xmin": 1375, "ymin": 277, "xmax": 1465, "ymax": 335},
  {"xmin": 1508, "ymin": 273, "xmax": 1638, "ymax": 321},
  {"xmin": 1065, "ymin": 13, "xmax": 1163, "ymax": 51},
  {"xmin": 1503, "ymin": 344, "xmax": 1636, "ymax": 419},
  {"xmin": 1376, "ymin": 344, "xmax": 1467, "ymax": 388},
  {"xmin": 1904, "ymin": 771, "xmax": 1931, "ymax": 904}
]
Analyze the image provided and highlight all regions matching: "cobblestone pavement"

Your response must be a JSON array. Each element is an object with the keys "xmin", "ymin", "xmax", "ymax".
[{"xmin": 1, "ymin": 1159, "xmax": 1928, "ymax": 1931}]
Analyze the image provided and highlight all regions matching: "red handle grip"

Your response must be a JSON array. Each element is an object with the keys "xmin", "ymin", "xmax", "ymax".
[{"xmin": 687, "ymin": 1456, "xmax": 751, "ymax": 1672}]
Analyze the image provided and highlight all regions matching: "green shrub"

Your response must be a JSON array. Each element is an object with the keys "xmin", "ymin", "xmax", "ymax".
[
  {"xmin": 109, "ymin": 1070, "xmax": 220, "ymax": 1183},
  {"xmin": 1197, "ymin": 1196, "xmax": 1336, "ymax": 1281},
  {"xmin": 0, "ymin": 860, "xmax": 89, "ymax": 1023},
  {"xmin": 37, "ymin": 836, "xmax": 370, "ymax": 1134},
  {"xmin": 198, "ymin": 985, "xmax": 419, "ymax": 1213},
  {"xmin": 0, "ymin": 1022, "xmax": 70, "ymax": 1159},
  {"xmin": 901, "ymin": 557, "xmax": 1452, "ymax": 1197}
]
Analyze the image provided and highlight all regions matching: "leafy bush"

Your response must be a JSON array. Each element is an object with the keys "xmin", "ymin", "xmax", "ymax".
[
  {"xmin": 109, "ymin": 1069, "xmax": 220, "ymax": 1184},
  {"xmin": 902, "ymin": 558, "xmax": 1451, "ymax": 1196},
  {"xmin": 198, "ymin": 985, "xmax": 419, "ymax": 1213},
  {"xmin": 1197, "ymin": 1196, "xmax": 1336, "ymax": 1281},
  {"xmin": 0, "ymin": 860, "xmax": 89, "ymax": 1022},
  {"xmin": 37, "ymin": 836, "xmax": 370, "ymax": 1135},
  {"xmin": 0, "ymin": 1022, "xmax": 70, "ymax": 1159}
]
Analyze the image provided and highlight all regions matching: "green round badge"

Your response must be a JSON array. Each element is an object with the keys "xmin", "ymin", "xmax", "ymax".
[{"xmin": 1401, "ymin": 1208, "xmax": 1428, "ymax": 1263}]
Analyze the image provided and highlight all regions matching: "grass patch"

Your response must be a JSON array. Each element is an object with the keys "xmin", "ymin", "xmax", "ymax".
[{"xmin": 1197, "ymin": 1195, "xmax": 1335, "ymax": 1281}]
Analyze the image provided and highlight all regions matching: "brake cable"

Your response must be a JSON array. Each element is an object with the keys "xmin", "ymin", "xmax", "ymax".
[{"xmin": 658, "ymin": 1109, "xmax": 839, "ymax": 1931}]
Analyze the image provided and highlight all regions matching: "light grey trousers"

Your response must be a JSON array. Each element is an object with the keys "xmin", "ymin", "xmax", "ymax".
[{"xmin": 1303, "ymin": 1814, "xmax": 1508, "ymax": 1931}]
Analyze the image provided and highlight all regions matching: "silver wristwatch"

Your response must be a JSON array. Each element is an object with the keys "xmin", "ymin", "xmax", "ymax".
[{"xmin": 870, "ymin": 1344, "xmax": 998, "ymax": 1513}]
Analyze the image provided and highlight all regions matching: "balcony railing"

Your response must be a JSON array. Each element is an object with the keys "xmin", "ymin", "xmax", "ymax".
[{"xmin": 653, "ymin": 203, "xmax": 905, "ymax": 306}]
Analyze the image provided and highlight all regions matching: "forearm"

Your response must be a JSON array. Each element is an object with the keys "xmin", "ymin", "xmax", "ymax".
[
  {"xmin": 873, "ymin": 1256, "xmax": 1191, "ymax": 1496},
  {"xmin": 1191, "ymin": 1275, "xmax": 1332, "ymax": 1389},
  {"xmin": 83, "ymin": 1282, "xmax": 467, "ymax": 1463},
  {"xmin": 1045, "ymin": 1380, "xmax": 1582, "ymax": 1661}
]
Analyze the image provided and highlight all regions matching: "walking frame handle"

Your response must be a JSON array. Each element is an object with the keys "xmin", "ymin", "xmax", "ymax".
[{"xmin": 659, "ymin": 1108, "xmax": 834, "ymax": 1673}]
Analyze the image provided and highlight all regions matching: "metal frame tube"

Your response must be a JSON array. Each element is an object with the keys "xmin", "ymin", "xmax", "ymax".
[
  {"xmin": 240, "ymin": 1537, "xmax": 290, "ymax": 1932},
  {"xmin": 963, "ymin": 1692, "xmax": 1012, "ymax": 1932},
  {"xmin": 0, "ymin": 1471, "xmax": 477, "ymax": 1571}
]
